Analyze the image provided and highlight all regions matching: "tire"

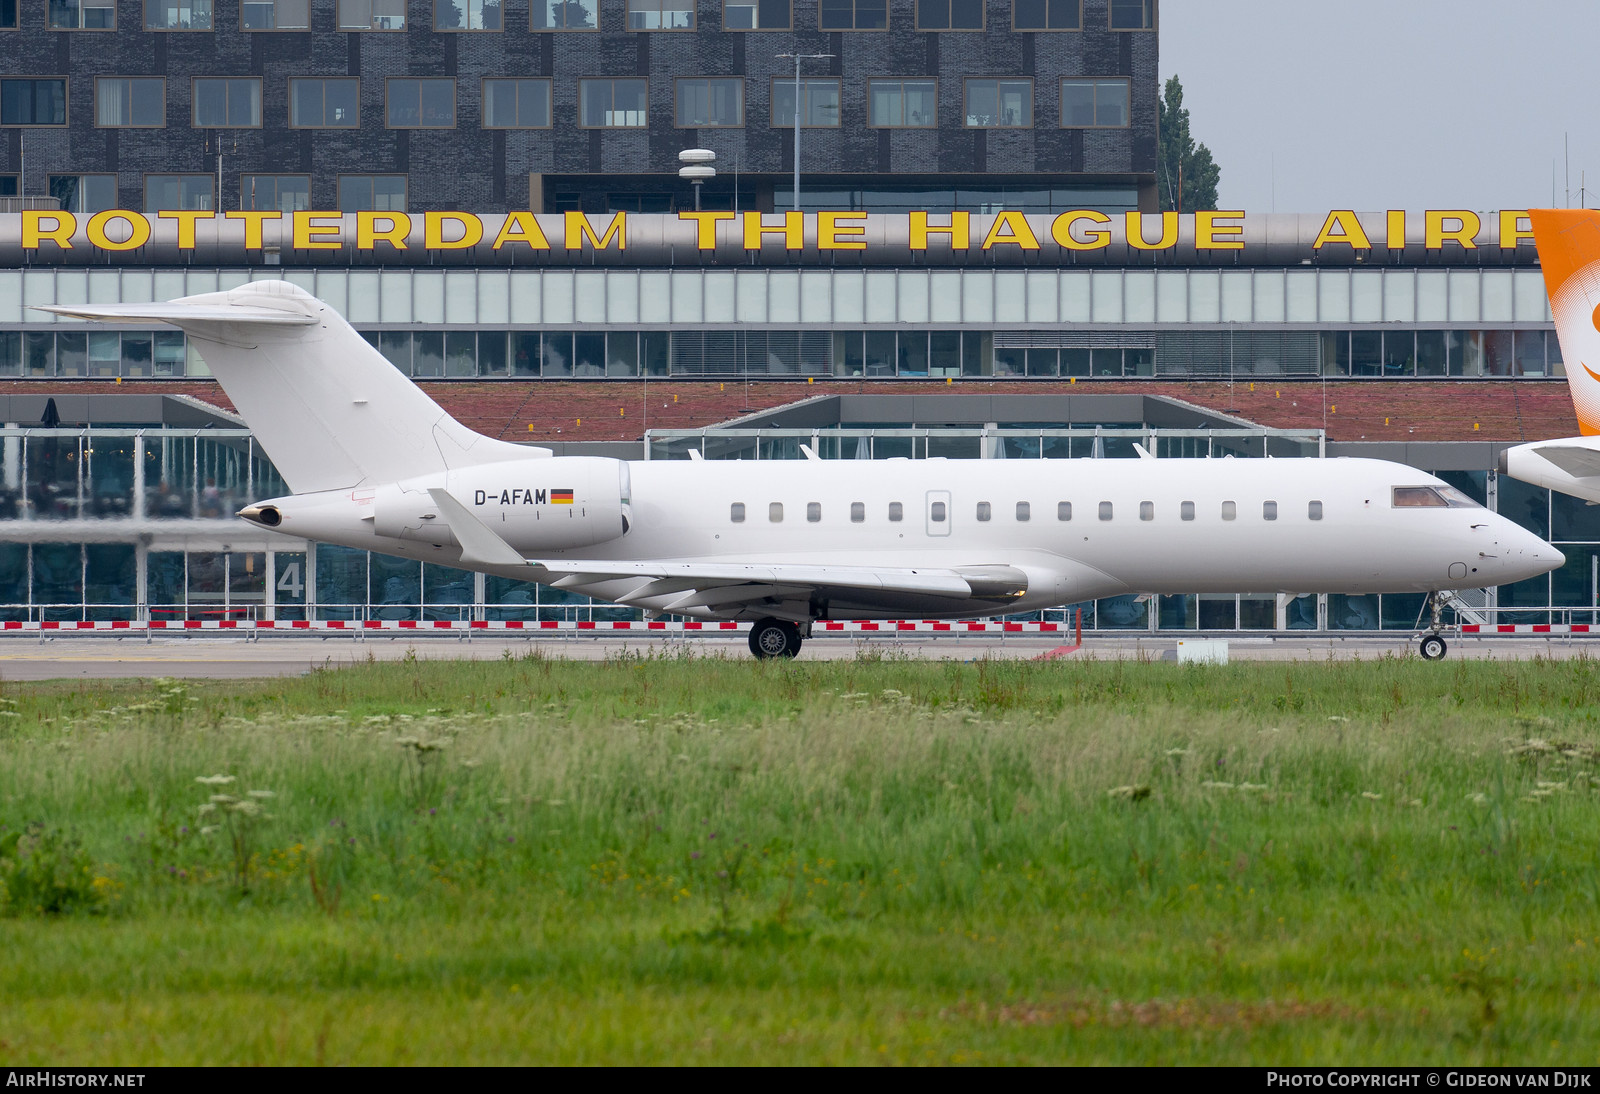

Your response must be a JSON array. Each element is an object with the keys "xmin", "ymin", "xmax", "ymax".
[
  {"xmin": 748, "ymin": 618, "xmax": 800, "ymax": 660},
  {"xmin": 1419, "ymin": 634, "xmax": 1447, "ymax": 661}
]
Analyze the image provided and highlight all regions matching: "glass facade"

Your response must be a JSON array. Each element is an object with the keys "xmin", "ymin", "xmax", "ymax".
[{"xmin": 0, "ymin": 426, "xmax": 1589, "ymax": 629}]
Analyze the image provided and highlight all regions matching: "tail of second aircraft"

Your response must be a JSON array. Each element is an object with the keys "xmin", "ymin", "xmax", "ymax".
[
  {"xmin": 1497, "ymin": 211, "xmax": 1600, "ymax": 499},
  {"xmin": 1530, "ymin": 209, "xmax": 1600, "ymax": 433},
  {"xmin": 37, "ymin": 280, "xmax": 542, "ymax": 494}
]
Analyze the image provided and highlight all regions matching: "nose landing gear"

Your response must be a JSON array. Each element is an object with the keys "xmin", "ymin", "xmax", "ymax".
[{"xmin": 1417, "ymin": 591, "xmax": 1449, "ymax": 660}]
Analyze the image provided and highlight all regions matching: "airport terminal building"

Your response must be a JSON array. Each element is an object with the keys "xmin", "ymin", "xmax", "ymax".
[{"xmin": 0, "ymin": 1, "xmax": 1591, "ymax": 634}]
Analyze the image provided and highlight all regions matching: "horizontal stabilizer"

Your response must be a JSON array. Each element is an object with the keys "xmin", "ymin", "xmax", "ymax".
[
  {"xmin": 33, "ymin": 303, "xmax": 318, "ymax": 325},
  {"xmin": 1532, "ymin": 445, "xmax": 1600, "ymax": 478}
]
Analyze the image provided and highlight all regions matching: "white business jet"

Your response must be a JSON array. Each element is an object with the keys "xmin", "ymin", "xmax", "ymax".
[
  {"xmin": 41, "ymin": 282, "xmax": 1560, "ymax": 659},
  {"xmin": 1500, "ymin": 209, "xmax": 1600, "ymax": 503}
]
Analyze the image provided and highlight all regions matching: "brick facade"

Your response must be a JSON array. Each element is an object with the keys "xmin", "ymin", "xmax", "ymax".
[{"xmin": 0, "ymin": 0, "xmax": 1156, "ymax": 212}]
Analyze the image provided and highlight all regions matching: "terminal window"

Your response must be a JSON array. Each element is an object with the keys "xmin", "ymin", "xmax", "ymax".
[
  {"xmin": 964, "ymin": 79, "xmax": 1031, "ymax": 128},
  {"xmin": 144, "ymin": 174, "xmax": 213, "ymax": 213},
  {"xmin": 338, "ymin": 0, "xmax": 405, "ymax": 28},
  {"xmin": 916, "ymin": 0, "xmax": 981, "ymax": 29},
  {"xmin": 868, "ymin": 79, "xmax": 935, "ymax": 128},
  {"xmin": 580, "ymin": 79, "xmax": 647, "ymax": 127},
  {"xmin": 192, "ymin": 78, "xmax": 262, "ymax": 127},
  {"xmin": 1108, "ymin": 0, "xmax": 1154, "ymax": 28},
  {"xmin": 95, "ymin": 78, "xmax": 165, "ymax": 127},
  {"xmin": 435, "ymin": 0, "xmax": 501, "ymax": 30},
  {"xmin": 531, "ymin": 0, "xmax": 597, "ymax": 28},
  {"xmin": 50, "ymin": 0, "xmax": 115, "ymax": 27},
  {"xmin": 819, "ymin": 0, "xmax": 886, "ymax": 29},
  {"xmin": 484, "ymin": 79, "xmax": 552, "ymax": 128},
  {"xmin": 241, "ymin": 0, "xmax": 308, "ymax": 28},
  {"xmin": 1060, "ymin": 78, "xmax": 1128, "ymax": 128},
  {"xmin": 1012, "ymin": 0, "xmax": 1077, "ymax": 29},
  {"xmin": 387, "ymin": 79, "xmax": 455, "ymax": 128},
  {"xmin": 723, "ymin": 0, "xmax": 788, "ymax": 29},
  {"xmin": 628, "ymin": 0, "xmax": 693, "ymax": 29},
  {"xmin": 240, "ymin": 174, "xmax": 310, "ymax": 212},
  {"xmin": 772, "ymin": 79, "xmax": 840, "ymax": 128},
  {"xmin": 338, "ymin": 175, "xmax": 407, "ymax": 212},
  {"xmin": 145, "ymin": 1, "xmax": 212, "ymax": 29},
  {"xmin": 1, "ymin": 79, "xmax": 67, "ymax": 126},
  {"xmin": 48, "ymin": 174, "xmax": 116, "ymax": 214},
  {"xmin": 676, "ymin": 78, "xmax": 742, "ymax": 127},
  {"xmin": 290, "ymin": 78, "xmax": 360, "ymax": 127}
]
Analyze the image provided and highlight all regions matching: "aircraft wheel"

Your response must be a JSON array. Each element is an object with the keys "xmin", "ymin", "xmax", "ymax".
[
  {"xmin": 1419, "ymin": 633, "xmax": 1448, "ymax": 661},
  {"xmin": 749, "ymin": 618, "xmax": 801, "ymax": 660}
]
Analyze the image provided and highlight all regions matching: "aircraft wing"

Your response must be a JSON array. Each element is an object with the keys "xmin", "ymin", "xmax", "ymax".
[
  {"xmin": 527, "ymin": 559, "xmax": 1027, "ymax": 617},
  {"xmin": 1529, "ymin": 444, "xmax": 1600, "ymax": 479}
]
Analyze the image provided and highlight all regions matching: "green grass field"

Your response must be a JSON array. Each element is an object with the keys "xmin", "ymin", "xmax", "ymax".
[{"xmin": 2, "ymin": 650, "xmax": 1600, "ymax": 1064}]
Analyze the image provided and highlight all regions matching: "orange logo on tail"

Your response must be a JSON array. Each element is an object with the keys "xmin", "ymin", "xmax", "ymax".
[{"xmin": 1583, "ymin": 362, "xmax": 1600, "ymax": 384}]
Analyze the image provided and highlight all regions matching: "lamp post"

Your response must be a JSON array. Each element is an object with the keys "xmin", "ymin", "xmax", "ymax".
[
  {"xmin": 677, "ymin": 148, "xmax": 716, "ymax": 211},
  {"xmin": 775, "ymin": 52, "xmax": 834, "ymax": 212}
]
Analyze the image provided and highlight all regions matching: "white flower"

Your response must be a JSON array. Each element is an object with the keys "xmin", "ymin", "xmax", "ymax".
[{"xmin": 195, "ymin": 774, "xmax": 236, "ymax": 786}]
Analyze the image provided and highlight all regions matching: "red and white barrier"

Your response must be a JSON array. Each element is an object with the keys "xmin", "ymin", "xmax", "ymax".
[
  {"xmin": 0, "ymin": 618, "xmax": 1593, "ymax": 637},
  {"xmin": 1458, "ymin": 624, "xmax": 1595, "ymax": 634},
  {"xmin": 0, "ymin": 618, "xmax": 1083, "ymax": 635}
]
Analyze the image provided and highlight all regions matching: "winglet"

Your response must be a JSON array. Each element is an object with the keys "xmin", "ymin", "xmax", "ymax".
[{"xmin": 427, "ymin": 488, "xmax": 527, "ymax": 568}]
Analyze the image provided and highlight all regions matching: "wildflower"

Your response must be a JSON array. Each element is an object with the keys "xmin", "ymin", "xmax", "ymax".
[
  {"xmin": 195, "ymin": 774, "xmax": 236, "ymax": 786},
  {"xmin": 247, "ymin": 789, "xmax": 275, "ymax": 800},
  {"xmin": 1466, "ymin": 792, "xmax": 1489, "ymax": 805},
  {"xmin": 1361, "ymin": 792, "xmax": 1382, "ymax": 800},
  {"xmin": 1201, "ymin": 780, "xmax": 1235, "ymax": 790},
  {"xmin": 1165, "ymin": 748, "xmax": 1189, "ymax": 757},
  {"xmin": 1106, "ymin": 785, "xmax": 1151, "ymax": 801},
  {"xmin": 1328, "ymin": 716, "xmax": 1350, "ymax": 723},
  {"xmin": 1238, "ymin": 783, "xmax": 1268, "ymax": 792}
]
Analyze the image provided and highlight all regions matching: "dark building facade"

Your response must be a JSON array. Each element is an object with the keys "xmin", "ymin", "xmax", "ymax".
[{"xmin": 0, "ymin": 0, "xmax": 1158, "ymax": 215}]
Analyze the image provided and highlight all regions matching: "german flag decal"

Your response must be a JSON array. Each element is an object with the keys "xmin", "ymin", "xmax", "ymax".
[{"xmin": 551, "ymin": 489, "xmax": 575, "ymax": 504}]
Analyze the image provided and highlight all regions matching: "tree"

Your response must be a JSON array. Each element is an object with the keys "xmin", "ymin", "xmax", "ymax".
[{"xmin": 1157, "ymin": 76, "xmax": 1220, "ymax": 213}]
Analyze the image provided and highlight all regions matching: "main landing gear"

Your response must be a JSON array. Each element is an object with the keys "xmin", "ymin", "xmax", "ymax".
[
  {"xmin": 748, "ymin": 617, "xmax": 804, "ymax": 660},
  {"xmin": 1418, "ymin": 591, "xmax": 1449, "ymax": 661}
]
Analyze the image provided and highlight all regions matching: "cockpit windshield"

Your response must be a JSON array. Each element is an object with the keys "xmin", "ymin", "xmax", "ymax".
[{"xmin": 1392, "ymin": 485, "xmax": 1482, "ymax": 509}]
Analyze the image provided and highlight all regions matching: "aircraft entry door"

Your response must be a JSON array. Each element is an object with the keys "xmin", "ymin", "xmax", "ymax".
[{"xmin": 926, "ymin": 490, "xmax": 951, "ymax": 536}]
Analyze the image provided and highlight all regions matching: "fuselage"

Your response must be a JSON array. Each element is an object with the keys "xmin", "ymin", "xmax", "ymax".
[{"xmin": 246, "ymin": 455, "xmax": 1561, "ymax": 621}]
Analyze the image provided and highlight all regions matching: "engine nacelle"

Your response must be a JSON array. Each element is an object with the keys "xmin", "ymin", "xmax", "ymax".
[{"xmin": 374, "ymin": 457, "xmax": 632, "ymax": 553}]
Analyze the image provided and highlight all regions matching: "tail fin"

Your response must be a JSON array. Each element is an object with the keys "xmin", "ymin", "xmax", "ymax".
[
  {"xmin": 36, "ymin": 280, "xmax": 543, "ymax": 494},
  {"xmin": 1529, "ymin": 209, "xmax": 1600, "ymax": 436}
]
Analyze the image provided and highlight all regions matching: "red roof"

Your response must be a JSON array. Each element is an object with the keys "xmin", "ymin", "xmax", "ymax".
[{"xmin": 0, "ymin": 377, "xmax": 1576, "ymax": 444}]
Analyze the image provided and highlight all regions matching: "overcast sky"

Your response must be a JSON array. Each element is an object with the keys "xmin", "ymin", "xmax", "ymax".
[{"xmin": 1158, "ymin": 0, "xmax": 1600, "ymax": 214}]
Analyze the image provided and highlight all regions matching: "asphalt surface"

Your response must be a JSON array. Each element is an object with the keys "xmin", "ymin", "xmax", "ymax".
[{"xmin": 0, "ymin": 633, "xmax": 1592, "ymax": 679}]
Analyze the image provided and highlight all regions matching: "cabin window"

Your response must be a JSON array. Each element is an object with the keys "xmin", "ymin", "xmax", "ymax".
[
  {"xmin": 1098, "ymin": 501, "xmax": 1113, "ymax": 521},
  {"xmin": 807, "ymin": 501, "xmax": 821, "ymax": 522},
  {"xmin": 1016, "ymin": 501, "xmax": 1030, "ymax": 521},
  {"xmin": 1180, "ymin": 501, "xmax": 1195, "ymax": 521},
  {"xmin": 1308, "ymin": 500, "xmax": 1323, "ymax": 520},
  {"xmin": 931, "ymin": 501, "xmax": 947, "ymax": 522},
  {"xmin": 1139, "ymin": 501, "xmax": 1154, "ymax": 521},
  {"xmin": 976, "ymin": 501, "xmax": 991, "ymax": 521},
  {"xmin": 1263, "ymin": 501, "xmax": 1278, "ymax": 521},
  {"xmin": 850, "ymin": 501, "xmax": 865, "ymax": 523},
  {"xmin": 888, "ymin": 501, "xmax": 903, "ymax": 521},
  {"xmin": 1057, "ymin": 501, "xmax": 1071, "ymax": 521},
  {"xmin": 769, "ymin": 502, "xmax": 783, "ymax": 522},
  {"xmin": 1392, "ymin": 486, "xmax": 1449, "ymax": 508},
  {"xmin": 730, "ymin": 502, "xmax": 745, "ymax": 522},
  {"xmin": 1221, "ymin": 501, "xmax": 1237, "ymax": 521}
]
